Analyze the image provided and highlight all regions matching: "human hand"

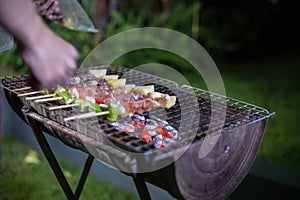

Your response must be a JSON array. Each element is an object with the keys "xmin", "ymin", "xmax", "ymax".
[
  {"xmin": 18, "ymin": 27, "xmax": 78, "ymax": 90},
  {"xmin": 33, "ymin": 0, "xmax": 64, "ymax": 21}
]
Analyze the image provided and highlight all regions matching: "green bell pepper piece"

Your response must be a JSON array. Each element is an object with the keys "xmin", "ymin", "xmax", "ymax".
[
  {"xmin": 106, "ymin": 102, "xmax": 120, "ymax": 122},
  {"xmin": 88, "ymin": 103, "xmax": 102, "ymax": 113},
  {"xmin": 55, "ymin": 86, "xmax": 73, "ymax": 104}
]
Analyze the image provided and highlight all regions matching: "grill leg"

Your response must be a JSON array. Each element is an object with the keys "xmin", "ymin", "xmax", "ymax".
[
  {"xmin": 23, "ymin": 110, "xmax": 94, "ymax": 200},
  {"xmin": 132, "ymin": 173, "xmax": 151, "ymax": 200},
  {"xmin": 26, "ymin": 115, "xmax": 76, "ymax": 199},
  {"xmin": 75, "ymin": 155, "xmax": 94, "ymax": 198}
]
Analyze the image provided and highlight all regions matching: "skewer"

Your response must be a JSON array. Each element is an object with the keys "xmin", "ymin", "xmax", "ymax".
[
  {"xmin": 11, "ymin": 86, "xmax": 31, "ymax": 92},
  {"xmin": 49, "ymin": 103, "xmax": 109, "ymax": 111},
  {"xmin": 64, "ymin": 111, "xmax": 110, "ymax": 122},
  {"xmin": 17, "ymin": 91, "xmax": 44, "ymax": 97},
  {"xmin": 26, "ymin": 94, "xmax": 56, "ymax": 100},
  {"xmin": 49, "ymin": 103, "xmax": 80, "ymax": 110},
  {"xmin": 35, "ymin": 97, "xmax": 63, "ymax": 103},
  {"xmin": 99, "ymin": 104, "xmax": 108, "ymax": 108}
]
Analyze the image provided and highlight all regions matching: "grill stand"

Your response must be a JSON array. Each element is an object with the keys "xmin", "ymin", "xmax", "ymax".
[
  {"xmin": 21, "ymin": 106, "xmax": 152, "ymax": 200},
  {"xmin": 22, "ymin": 107, "xmax": 94, "ymax": 200},
  {"xmin": 132, "ymin": 173, "xmax": 151, "ymax": 200}
]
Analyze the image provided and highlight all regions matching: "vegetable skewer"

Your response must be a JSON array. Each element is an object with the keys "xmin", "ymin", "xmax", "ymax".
[
  {"xmin": 63, "ymin": 102, "xmax": 119, "ymax": 121},
  {"xmin": 13, "ymin": 69, "xmax": 176, "ymax": 122}
]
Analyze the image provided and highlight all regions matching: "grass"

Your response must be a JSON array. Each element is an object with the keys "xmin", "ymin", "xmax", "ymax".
[
  {"xmin": 111, "ymin": 48, "xmax": 300, "ymax": 169},
  {"xmin": 0, "ymin": 135, "xmax": 139, "ymax": 200},
  {"xmin": 188, "ymin": 50, "xmax": 300, "ymax": 169}
]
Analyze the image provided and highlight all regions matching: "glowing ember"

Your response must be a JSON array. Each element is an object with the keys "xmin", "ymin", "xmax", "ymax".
[{"xmin": 110, "ymin": 113, "xmax": 178, "ymax": 149}]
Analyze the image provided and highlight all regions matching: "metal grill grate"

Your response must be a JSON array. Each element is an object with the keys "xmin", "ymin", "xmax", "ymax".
[
  {"xmin": 1, "ymin": 75, "xmax": 31, "ymax": 91},
  {"xmin": 77, "ymin": 65, "xmax": 179, "ymax": 88}
]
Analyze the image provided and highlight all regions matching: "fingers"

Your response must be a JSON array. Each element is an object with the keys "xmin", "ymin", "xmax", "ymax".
[
  {"xmin": 33, "ymin": 70, "xmax": 75, "ymax": 90},
  {"xmin": 48, "ymin": 58, "xmax": 78, "ymax": 89},
  {"xmin": 19, "ymin": 27, "xmax": 79, "ymax": 90},
  {"xmin": 25, "ymin": 50, "xmax": 78, "ymax": 90},
  {"xmin": 43, "ymin": 56, "xmax": 78, "ymax": 89},
  {"xmin": 34, "ymin": 0, "xmax": 63, "ymax": 21},
  {"xmin": 28, "ymin": 73, "xmax": 41, "ymax": 90}
]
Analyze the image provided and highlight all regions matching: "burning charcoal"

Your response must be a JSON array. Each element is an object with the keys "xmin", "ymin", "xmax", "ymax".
[
  {"xmin": 132, "ymin": 113, "xmax": 146, "ymax": 122},
  {"xmin": 108, "ymin": 112, "xmax": 178, "ymax": 149},
  {"xmin": 110, "ymin": 122, "xmax": 135, "ymax": 133},
  {"xmin": 145, "ymin": 119, "xmax": 158, "ymax": 131},
  {"xmin": 164, "ymin": 124, "xmax": 177, "ymax": 134}
]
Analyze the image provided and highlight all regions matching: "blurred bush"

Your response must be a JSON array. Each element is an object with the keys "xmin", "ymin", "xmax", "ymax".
[
  {"xmin": 106, "ymin": 0, "xmax": 300, "ymax": 58},
  {"xmin": 104, "ymin": 0, "xmax": 201, "ymax": 75},
  {"xmin": 1, "ymin": 0, "xmax": 299, "ymax": 73},
  {"xmin": 195, "ymin": 0, "xmax": 300, "ymax": 58}
]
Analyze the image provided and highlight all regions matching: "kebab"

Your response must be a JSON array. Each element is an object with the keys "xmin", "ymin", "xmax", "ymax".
[{"xmin": 30, "ymin": 69, "xmax": 177, "ymax": 122}]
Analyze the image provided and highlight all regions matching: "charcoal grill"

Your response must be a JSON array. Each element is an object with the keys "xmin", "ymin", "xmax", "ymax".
[{"xmin": 1, "ymin": 65, "xmax": 274, "ymax": 200}]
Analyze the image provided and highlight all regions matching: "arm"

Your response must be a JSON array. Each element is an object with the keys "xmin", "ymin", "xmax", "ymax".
[
  {"xmin": 0, "ymin": 0, "xmax": 43, "ymax": 47},
  {"xmin": 0, "ymin": 0, "xmax": 78, "ymax": 89}
]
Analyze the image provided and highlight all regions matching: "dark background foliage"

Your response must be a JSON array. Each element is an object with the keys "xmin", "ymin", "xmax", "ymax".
[{"xmin": 2, "ymin": 0, "xmax": 299, "ymax": 70}]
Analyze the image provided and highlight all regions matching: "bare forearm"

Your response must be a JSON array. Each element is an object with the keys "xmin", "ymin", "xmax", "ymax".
[
  {"xmin": 0, "ymin": 0, "xmax": 46, "ymax": 46},
  {"xmin": 0, "ymin": 0, "xmax": 78, "ymax": 89}
]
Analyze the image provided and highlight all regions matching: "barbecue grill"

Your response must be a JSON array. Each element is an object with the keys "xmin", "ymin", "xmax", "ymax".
[{"xmin": 1, "ymin": 65, "xmax": 274, "ymax": 200}]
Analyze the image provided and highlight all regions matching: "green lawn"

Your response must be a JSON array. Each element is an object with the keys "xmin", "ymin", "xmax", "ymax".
[
  {"xmin": 0, "ymin": 136, "xmax": 138, "ymax": 200},
  {"xmin": 222, "ymin": 54, "xmax": 300, "ymax": 169},
  {"xmin": 187, "ymin": 50, "xmax": 300, "ymax": 169}
]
